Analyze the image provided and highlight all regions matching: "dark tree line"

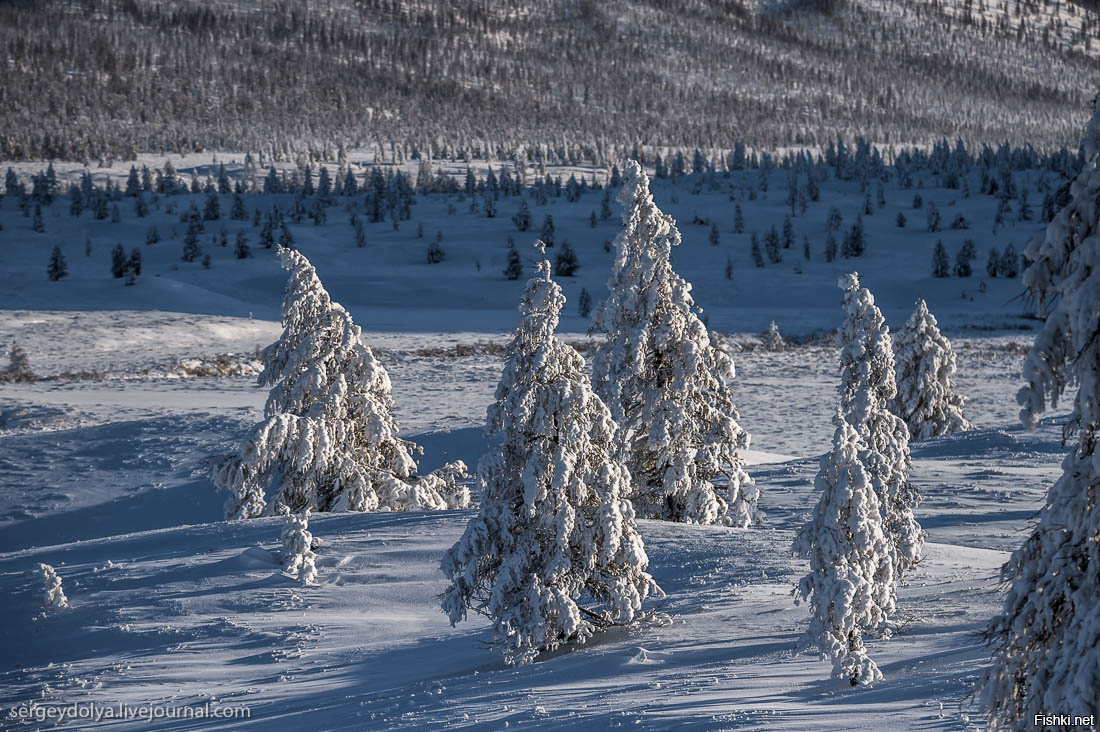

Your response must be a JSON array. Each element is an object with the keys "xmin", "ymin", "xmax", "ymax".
[{"xmin": 0, "ymin": 0, "xmax": 1097, "ymax": 162}]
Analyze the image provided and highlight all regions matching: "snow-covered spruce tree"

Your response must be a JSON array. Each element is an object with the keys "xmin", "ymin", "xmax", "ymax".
[
  {"xmin": 793, "ymin": 412, "xmax": 893, "ymax": 687},
  {"xmin": 213, "ymin": 247, "xmax": 468, "ymax": 519},
  {"xmin": 39, "ymin": 563, "xmax": 69, "ymax": 609},
  {"xmin": 2, "ymin": 341, "xmax": 34, "ymax": 382},
  {"xmin": 983, "ymin": 95, "xmax": 1100, "ymax": 729},
  {"xmin": 837, "ymin": 273, "xmax": 922, "ymax": 588},
  {"xmin": 47, "ymin": 246, "xmax": 67, "ymax": 281},
  {"xmin": 761, "ymin": 321, "xmax": 786, "ymax": 351},
  {"xmin": 441, "ymin": 251, "xmax": 659, "ymax": 666},
  {"xmin": 280, "ymin": 509, "xmax": 318, "ymax": 585},
  {"xmin": 889, "ymin": 299, "xmax": 972, "ymax": 440},
  {"xmin": 591, "ymin": 161, "xmax": 758, "ymax": 527}
]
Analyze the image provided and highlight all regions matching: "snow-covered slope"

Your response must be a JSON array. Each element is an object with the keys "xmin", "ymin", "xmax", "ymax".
[
  {"xmin": 0, "ymin": 312, "xmax": 1064, "ymax": 728},
  {"xmin": 0, "ymin": 162, "xmax": 1051, "ymax": 337}
]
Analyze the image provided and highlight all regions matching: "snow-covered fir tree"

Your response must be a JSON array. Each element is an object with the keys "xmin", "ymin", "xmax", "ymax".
[
  {"xmin": 47, "ymin": 246, "xmax": 67, "ymax": 281},
  {"xmin": 280, "ymin": 509, "xmax": 318, "ymax": 585},
  {"xmin": 889, "ymin": 299, "xmax": 972, "ymax": 439},
  {"xmin": 39, "ymin": 563, "xmax": 69, "ymax": 609},
  {"xmin": 213, "ymin": 247, "xmax": 469, "ymax": 519},
  {"xmin": 793, "ymin": 413, "xmax": 894, "ymax": 687},
  {"xmin": 837, "ymin": 273, "xmax": 922, "ymax": 592},
  {"xmin": 592, "ymin": 161, "xmax": 758, "ymax": 527},
  {"xmin": 2, "ymin": 341, "xmax": 33, "ymax": 382},
  {"xmin": 761, "ymin": 321, "xmax": 786, "ymax": 351},
  {"xmin": 441, "ymin": 250, "xmax": 658, "ymax": 665},
  {"xmin": 983, "ymin": 95, "xmax": 1100, "ymax": 730}
]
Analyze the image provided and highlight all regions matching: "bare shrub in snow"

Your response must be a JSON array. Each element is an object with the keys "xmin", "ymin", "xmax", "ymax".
[
  {"xmin": 281, "ymin": 509, "xmax": 317, "ymax": 585},
  {"xmin": 793, "ymin": 413, "xmax": 893, "ymax": 686},
  {"xmin": 213, "ymin": 247, "xmax": 469, "ymax": 519},
  {"xmin": 837, "ymin": 273, "xmax": 921, "ymax": 598},
  {"xmin": 441, "ymin": 252, "xmax": 659, "ymax": 665},
  {"xmin": 39, "ymin": 563, "xmax": 69, "ymax": 609},
  {"xmin": 890, "ymin": 299, "xmax": 973, "ymax": 440},
  {"xmin": 983, "ymin": 96, "xmax": 1100, "ymax": 729},
  {"xmin": 592, "ymin": 161, "xmax": 758, "ymax": 526}
]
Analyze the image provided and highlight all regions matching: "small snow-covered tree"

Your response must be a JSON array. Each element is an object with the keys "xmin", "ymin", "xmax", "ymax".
[
  {"xmin": 761, "ymin": 321, "xmax": 786, "ymax": 351},
  {"xmin": 281, "ymin": 509, "xmax": 318, "ymax": 584},
  {"xmin": 983, "ymin": 95, "xmax": 1100, "ymax": 729},
  {"xmin": 931, "ymin": 241, "xmax": 950, "ymax": 277},
  {"xmin": 793, "ymin": 413, "xmax": 893, "ymax": 686},
  {"xmin": 213, "ymin": 247, "xmax": 469, "ymax": 519},
  {"xmin": 553, "ymin": 240, "xmax": 579, "ymax": 276},
  {"xmin": 39, "ymin": 563, "xmax": 69, "ymax": 609},
  {"xmin": 47, "ymin": 246, "xmax": 67, "ymax": 281},
  {"xmin": 837, "ymin": 274, "xmax": 921, "ymax": 590},
  {"xmin": 2, "ymin": 341, "xmax": 34, "ymax": 382},
  {"xmin": 592, "ymin": 161, "xmax": 758, "ymax": 526},
  {"xmin": 504, "ymin": 244, "xmax": 523, "ymax": 280},
  {"xmin": 890, "ymin": 300, "xmax": 972, "ymax": 440},
  {"xmin": 441, "ymin": 252, "xmax": 659, "ymax": 665}
]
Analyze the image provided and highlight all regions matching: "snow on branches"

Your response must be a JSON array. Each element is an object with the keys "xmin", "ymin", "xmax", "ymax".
[
  {"xmin": 591, "ymin": 160, "xmax": 758, "ymax": 527},
  {"xmin": 793, "ymin": 413, "xmax": 893, "ymax": 687},
  {"xmin": 837, "ymin": 274, "xmax": 922, "ymax": 591},
  {"xmin": 281, "ymin": 508, "xmax": 318, "ymax": 585},
  {"xmin": 39, "ymin": 563, "xmax": 69, "ymax": 610},
  {"xmin": 441, "ymin": 249, "xmax": 659, "ymax": 665},
  {"xmin": 890, "ymin": 299, "xmax": 972, "ymax": 440},
  {"xmin": 214, "ymin": 247, "xmax": 468, "ymax": 519},
  {"xmin": 983, "ymin": 95, "xmax": 1100, "ymax": 729}
]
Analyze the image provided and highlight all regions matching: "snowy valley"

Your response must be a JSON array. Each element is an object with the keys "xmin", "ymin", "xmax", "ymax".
[{"xmin": 1, "ymin": 116, "xmax": 1098, "ymax": 731}]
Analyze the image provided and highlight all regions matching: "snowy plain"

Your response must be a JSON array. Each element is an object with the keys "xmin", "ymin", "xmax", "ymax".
[{"xmin": 0, "ymin": 157, "xmax": 1069, "ymax": 729}]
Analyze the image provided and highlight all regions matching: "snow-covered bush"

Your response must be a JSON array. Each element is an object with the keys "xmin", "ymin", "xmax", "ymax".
[
  {"xmin": 890, "ymin": 299, "xmax": 972, "ymax": 440},
  {"xmin": 441, "ymin": 252, "xmax": 659, "ymax": 665},
  {"xmin": 281, "ymin": 509, "xmax": 318, "ymax": 585},
  {"xmin": 983, "ymin": 96, "xmax": 1100, "ymax": 729},
  {"xmin": 39, "ymin": 563, "xmax": 69, "ymax": 609},
  {"xmin": 592, "ymin": 161, "xmax": 758, "ymax": 526},
  {"xmin": 1, "ymin": 341, "xmax": 34, "ymax": 382},
  {"xmin": 761, "ymin": 321, "xmax": 787, "ymax": 351},
  {"xmin": 837, "ymin": 274, "xmax": 922, "ymax": 590},
  {"xmin": 214, "ymin": 247, "xmax": 469, "ymax": 519},
  {"xmin": 793, "ymin": 413, "xmax": 893, "ymax": 687}
]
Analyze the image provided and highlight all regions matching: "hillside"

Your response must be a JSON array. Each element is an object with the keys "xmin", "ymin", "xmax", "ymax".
[{"xmin": 1, "ymin": 0, "xmax": 1098, "ymax": 161}]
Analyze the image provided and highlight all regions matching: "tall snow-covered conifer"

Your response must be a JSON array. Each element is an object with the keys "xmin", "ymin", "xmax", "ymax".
[
  {"xmin": 793, "ymin": 412, "xmax": 894, "ymax": 686},
  {"xmin": 837, "ymin": 274, "xmax": 922, "ymax": 591},
  {"xmin": 213, "ymin": 248, "xmax": 468, "ymax": 519},
  {"xmin": 441, "ymin": 248, "xmax": 658, "ymax": 665},
  {"xmin": 592, "ymin": 161, "xmax": 758, "ymax": 526},
  {"xmin": 983, "ymin": 95, "xmax": 1100, "ymax": 729},
  {"xmin": 890, "ymin": 299, "xmax": 973, "ymax": 439}
]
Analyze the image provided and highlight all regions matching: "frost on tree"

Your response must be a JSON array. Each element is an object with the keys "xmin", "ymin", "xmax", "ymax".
[
  {"xmin": 281, "ymin": 509, "xmax": 318, "ymax": 585},
  {"xmin": 837, "ymin": 274, "xmax": 922, "ymax": 589},
  {"xmin": 440, "ymin": 252, "xmax": 659, "ymax": 665},
  {"xmin": 214, "ymin": 247, "xmax": 469, "ymax": 519},
  {"xmin": 1, "ymin": 341, "xmax": 34, "ymax": 382},
  {"xmin": 793, "ymin": 413, "xmax": 893, "ymax": 687},
  {"xmin": 39, "ymin": 563, "xmax": 69, "ymax": 609},
  {"xmin": 983, "ymin": 95, "xmax": 1100, "ymax": 730},
  {"xmin": 591, "ymin": 161, "xmax": 758, "ymax": 527},
  {"xmin": 890, "ymin": 299, "xmax": 973, "ymax": 440}
]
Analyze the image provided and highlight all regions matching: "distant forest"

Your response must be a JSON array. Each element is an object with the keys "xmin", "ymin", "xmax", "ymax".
[{"xmin": 1, "ymin": 0, "xmax": 1098, "ymax": 162}]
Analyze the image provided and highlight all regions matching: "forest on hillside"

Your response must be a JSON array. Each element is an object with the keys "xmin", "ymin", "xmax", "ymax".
[{"xmin": 1, "ymin": 0, "xmax": 1098, "ymax": 162}]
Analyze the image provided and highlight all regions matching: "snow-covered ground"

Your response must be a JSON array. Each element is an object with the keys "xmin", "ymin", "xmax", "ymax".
[
  {"xmin": 0, "ymin": 315, "xmax": 1061, "ymax": 730},
  {"xmin": 0, "ymin": 161, "xmax": 1068, "ymax": 729}
]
